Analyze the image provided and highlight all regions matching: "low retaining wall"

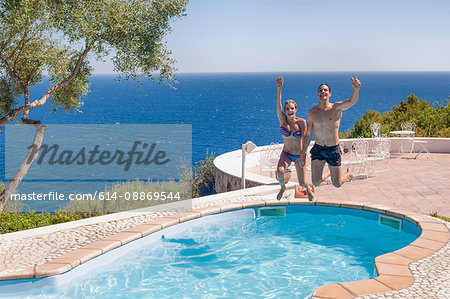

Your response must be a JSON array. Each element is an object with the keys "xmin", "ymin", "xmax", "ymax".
[{"xmin": 215, "ymin": 166, "xmax": 262, "ymax": 193}]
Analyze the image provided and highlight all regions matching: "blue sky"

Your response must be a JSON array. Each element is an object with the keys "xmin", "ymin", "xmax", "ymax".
[{"xmin": 93, "ymin": 0, "xmax": 450, "ymax": 73}]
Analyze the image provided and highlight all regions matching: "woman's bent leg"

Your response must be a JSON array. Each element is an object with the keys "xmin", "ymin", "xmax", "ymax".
[{"xmin": 276, "ymin": 152, "xmax": 291, "ymax": 200}]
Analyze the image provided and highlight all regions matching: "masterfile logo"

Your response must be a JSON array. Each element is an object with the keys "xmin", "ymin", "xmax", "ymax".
[{"xmin": 5, "ymin": 124, "xmax": 192, "ymax": 181}]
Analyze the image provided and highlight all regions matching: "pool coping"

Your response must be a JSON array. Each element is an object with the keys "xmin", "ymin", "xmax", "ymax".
[{"xmin": 0, "ymin": 199, "xmax": 448, "ymax": 298}]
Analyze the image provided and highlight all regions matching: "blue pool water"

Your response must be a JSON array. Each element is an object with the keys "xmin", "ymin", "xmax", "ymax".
[{"xmin": 0, "ymin": 206, "xmax": 420, "ymax": 298}]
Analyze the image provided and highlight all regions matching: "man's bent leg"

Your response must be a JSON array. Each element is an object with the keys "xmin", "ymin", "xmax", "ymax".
[
  {"xmin": 311, "ymin": 159, "xmax": 328, "ymax": 187},
  {"xmin": 329, "ymin": 165, "xmax": 353, "ymax": 188}
]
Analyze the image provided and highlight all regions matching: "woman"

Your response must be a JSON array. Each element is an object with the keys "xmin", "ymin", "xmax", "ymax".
[{"xmin": 275, "ymin": 76, "xmax": 314, "ymax": 201}]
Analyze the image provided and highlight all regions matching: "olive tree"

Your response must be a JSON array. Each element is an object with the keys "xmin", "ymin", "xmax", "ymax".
[{"xmin": 0, "ymin": 0, "xmax": 188, "ymax": 213}]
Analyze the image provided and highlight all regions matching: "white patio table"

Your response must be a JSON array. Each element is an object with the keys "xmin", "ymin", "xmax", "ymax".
[
  {"xmin": 390, "ymin": 130, "xmax": 415, "ymax": 154},
  {"xmin": 389, "ymin": 130, "xmax": 415, "ymax": 137}
]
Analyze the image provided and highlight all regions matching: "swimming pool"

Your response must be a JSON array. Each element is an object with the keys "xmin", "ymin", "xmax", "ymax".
[{"xmin": 0, "ymin": 205, "xmax": 420, "ymax": 298}]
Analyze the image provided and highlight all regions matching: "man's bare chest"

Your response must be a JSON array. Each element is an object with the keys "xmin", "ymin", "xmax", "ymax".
[{"xmin": 314, "ymin": 109, "xmax": 341, "ymax": 123}]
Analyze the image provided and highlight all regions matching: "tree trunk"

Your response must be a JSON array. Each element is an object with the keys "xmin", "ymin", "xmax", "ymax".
[{"xmin": 0, "ymin": 124, "xmax": 47, "ymax": 214}]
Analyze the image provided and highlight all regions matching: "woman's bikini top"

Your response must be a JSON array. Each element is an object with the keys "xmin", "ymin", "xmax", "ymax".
[{"xmin": 280, "ymin": 126, "xmax": 302, "ymax": 138}]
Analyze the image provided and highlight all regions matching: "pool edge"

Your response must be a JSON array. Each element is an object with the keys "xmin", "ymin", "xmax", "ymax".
[{"xmin": 0, "ymin": 200, "xmax": 448, "ymax": 299}]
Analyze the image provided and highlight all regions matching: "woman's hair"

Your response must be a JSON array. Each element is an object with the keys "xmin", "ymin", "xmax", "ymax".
[
  {"xmin": 284, "ymin": 100, "xmax": 297, "ymax": 110},
  {"xmin": 318, "ymin": 83, "xmax": 331, "ymax": 92}
]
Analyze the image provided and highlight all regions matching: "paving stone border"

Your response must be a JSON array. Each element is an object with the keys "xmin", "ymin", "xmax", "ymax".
[{"xmin": 0, "ymin": 192, "xmax": 448, "ymax": 298}]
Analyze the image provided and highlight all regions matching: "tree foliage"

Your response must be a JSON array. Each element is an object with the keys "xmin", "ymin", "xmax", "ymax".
[
  {"xmin": 345, "ymin": 95, "xmax": 450, "ymax": 138},
  {"xmin": 0, "ymin": 0, "xmax": 188, "ymax": 123},
  {"xmin": 0, "ymin": 0, "xmax": 188, "ymax": 213}
]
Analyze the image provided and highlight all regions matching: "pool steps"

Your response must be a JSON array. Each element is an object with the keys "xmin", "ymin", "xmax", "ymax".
[
  {"xmin": 257, "ymin": 206, "xmax": 286, "ymax": 217},
  {"xmin": 379, "ymin": 214, "xmax": 402, "ymax": 231}
]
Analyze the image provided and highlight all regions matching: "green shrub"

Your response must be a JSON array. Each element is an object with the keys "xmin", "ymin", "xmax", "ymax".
[
  {"xmin": 192, "ymin": 151, "xmax": 216, "ymax": 198},
  {"xmin": 429, "ymin": 212, "xmax": 450, "ymax": 223},
  {"xmin": 0, "ymin": 211, "xmax": 96, "ymax": 234},
  {"xmin": 61, "ymin": 179, "xmax": 191, "ymax": 214},
  {"xmin": 347, "ymin": 95, "xmax": 450, "ymax": 138},
  {"xmin": 0, "ymin": 152, "xmax": 217, "ymax": 233}
]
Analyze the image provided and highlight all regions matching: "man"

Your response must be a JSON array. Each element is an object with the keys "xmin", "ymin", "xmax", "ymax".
[{"xmin": 300, "ymin": 77, "xmax": 362, "ymax": 188}]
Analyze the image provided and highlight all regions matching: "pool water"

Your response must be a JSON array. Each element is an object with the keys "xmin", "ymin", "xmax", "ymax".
[{"xmin": 0, "ymin": 206, "xmax": 420, "ymax": 298}]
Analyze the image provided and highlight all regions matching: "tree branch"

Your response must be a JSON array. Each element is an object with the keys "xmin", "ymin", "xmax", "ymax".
[
  {"xmin": 0, "ymin": 45, "xmax": 92, "ymax": 126},
  {"xmin": 0, "ymin": 55, "xmax": 26, "ymax": 89},
  {"xmin": 42, "ymin": 44, "xmax": 92, "ymax": 103}
]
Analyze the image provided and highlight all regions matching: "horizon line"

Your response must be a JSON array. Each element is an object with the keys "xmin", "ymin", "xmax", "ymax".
[{"xmin": 91, "ymin": 70, "xmax": 450, "ymax": 75}]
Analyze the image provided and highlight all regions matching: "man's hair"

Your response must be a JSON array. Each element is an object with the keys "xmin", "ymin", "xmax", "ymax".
[
  {"xmin": 284, "ymin": 100, "xmax": 297, "ymax": 110},
  {"xmin": 318, "ymin": 83, "xmax": 331, "ymax": 92}
]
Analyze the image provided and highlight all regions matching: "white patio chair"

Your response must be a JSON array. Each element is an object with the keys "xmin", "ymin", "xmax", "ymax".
[
  {"xmin": 259, "ymin": 142, "xmax": 282, "ymax": 176},
  {"xmin": 369, "ymin": 122, "xmax": 383, "ymax": 155},
  {"xmin": 342, "ymin": 138, "xmax": 370, "ymax": 179},
  {"xmin": 370, "ymin": 122, "xmax": 381, "ymax": 139},
  {"xmin": 339, "ymin": 142, "xmax": 346, "ymax": 156},
  {"xmin": 367, "ymin": 134, "xmax": 391, "ymax": 175},
  {"xmin": 400, "ymin": 122, "xmax": 430, "ymax": 158}
]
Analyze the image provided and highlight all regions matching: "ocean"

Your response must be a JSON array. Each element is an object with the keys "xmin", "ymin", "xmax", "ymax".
[{"xmin": 1, "ymin": 72, "xmax": 449, "ymax": 211}]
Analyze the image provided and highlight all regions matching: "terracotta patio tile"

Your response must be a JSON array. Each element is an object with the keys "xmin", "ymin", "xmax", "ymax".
[
  {"xmin": 58, "ymin": 248, "xmax": 103, "ymax": 264},
  {"xmin": 35, "ymin": 263, "xmax": 72, "ymax": 278},
  {"xmin": 165, "ymin": 211, "xmax": 201, "ymax": 223},
  {"xmin": 419, "ymin": 222, "xmax": 449, "ymax": 232},
  {"xmin": 375, "ymin": 274, "xmax": 414, "ymax": 291},
  {"xmin": 263, "ymin": 199, "xmax": 289, "ymax": 206},
  {"xmin": 362, "ymin": 203, "xmax": 393, "ymax": 211},
  {"xmin": 102, "ymin": 232, "xmax": 142, "ymax": 245},
  {"xmin": 362, "ymin": 206, "xmax": 386, "ymax": 214},
  {"xmin": 375, "ymin": 252, "xmax": 413, "ymax": 266},
  {"xmin": 46, "ymin": 257, "xmax": 81, "ymax": 268},
  {"xmin": 220, "ymin": 203, "xmax": 243, "ymax": 212},
  {"xmin": 315, "ymin": 201, "xmax": 340, "ymax": 207},
  {"xmin": 384, "ymin": 210, "xmax": 406, "ymax": 219},
  {"xmin": 375, "ymin": 262, "xmax": 412, "ymax": 277},
  {"xmin": 409, "ymin": 238, "xmax": 446, "ymax": 251},
  {"xmin": 147, "ymin": 217, "xmax": 179, "ymax": 228},
  {"xmin": 406, "ymin": 214, "xmax": 443, "ymax": 223},
  {"xmin": 192, "ymin": 206, "xmax": 221, "ymax": 216},
  {"xmin": 312, "ymin": 283, "xmax": 354, "ymax": 298},
  {"xmin": 288, "ymin": 200, "xmax": 315, "ymax": 206},
  {"xmin": 124, "ymin": 224, "xmax": 162, "ymax": 236},
  {"xmin": 340, "ymin": 279, "xmax": 392, "ymax": 296},
  {"xmin": 340, "ymin": 203, "xmax": 363, "ymax": 210},
  {"xmin": 81, "ymin": 240, "xmax": 122, "ymax": 253},
  {"xmin": 0, "ymin": 267, "xmax": 34, "ymax": 280},
  {"xmin": 419, "ymin": 230, "xmax": 450, "ymax": 243},
  {"xmin": 394, "ymin": 245, "xmax": 436, "ymax": 261},
  {"xmin": 323, "ymin": 198, "xmax": 346, "ymax": 205},
  {"xmin": 239, "ymin": 200, "xmax": 266, "ymax": 208}
]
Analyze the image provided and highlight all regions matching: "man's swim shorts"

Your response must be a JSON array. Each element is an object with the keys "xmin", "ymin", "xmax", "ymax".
[{"xmin": 310, "ymin": 143, "xmax": 341, "ymax": 167}]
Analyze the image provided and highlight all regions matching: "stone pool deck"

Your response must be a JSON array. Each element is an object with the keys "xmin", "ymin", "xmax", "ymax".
[
  {"xmin": 0, "ymin": 153, "xmax": 449, "ymax": 298},
  {"xmin": 279, "ymin": 153, "xmax": 450, "ymax": 217}
]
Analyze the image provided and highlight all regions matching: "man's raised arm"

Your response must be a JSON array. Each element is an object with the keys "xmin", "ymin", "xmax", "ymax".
[{"xmin": 334, "ymin": 76, "xmax": 362, "ymax": 111}]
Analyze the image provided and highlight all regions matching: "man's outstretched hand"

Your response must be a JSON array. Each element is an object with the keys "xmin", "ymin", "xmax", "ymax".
[{"xmin": 351, "ymin": 76, "xmax": 361, "ymax": 90}]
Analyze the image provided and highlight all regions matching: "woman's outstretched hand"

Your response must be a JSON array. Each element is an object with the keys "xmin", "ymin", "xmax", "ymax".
[
  {"xmin": 276, "ymin": 76, "xmax": 284, "ymax": 88},
  {"xmin": 300, "ymin": 152, "xmax": 306, "ymax": 167}
]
